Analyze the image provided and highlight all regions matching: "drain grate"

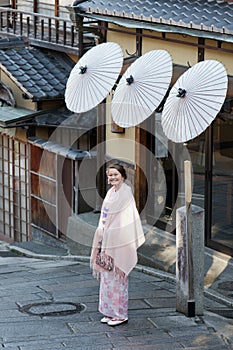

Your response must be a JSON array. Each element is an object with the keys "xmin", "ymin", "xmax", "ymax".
[
  {"xmin": 208, "ymin": 308, "xmax": 233, "ymax": 319},
  {"xmin": 18, "ymin": 301, "xmax": 86, "ymax": 317}
]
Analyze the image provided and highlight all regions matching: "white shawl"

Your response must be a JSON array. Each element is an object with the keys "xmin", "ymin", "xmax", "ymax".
[{"xmin": 90, "ymin": 182, "xmax": 145, "ymax": 276}]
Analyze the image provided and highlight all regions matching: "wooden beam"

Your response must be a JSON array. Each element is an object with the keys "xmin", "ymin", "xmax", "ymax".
[
  {"xmin": 33, "ymin": 0, "xmax": 38, "ymax": 13},
  {"xmin": 55, "ymin": 0, "xmax": 59, "ymax": 17},
  {"xmin": 95, "ymin": 102, "xmax": 106, "ymax": 211},
  {"xmin": 133, "ymin": 25, "xmax": 147, "ymax": 215},
  {"xmin": 135, "ymin": 125, "xmax": 147, "ymax": 215}
]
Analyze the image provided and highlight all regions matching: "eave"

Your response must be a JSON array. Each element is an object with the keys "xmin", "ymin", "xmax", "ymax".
[{"xmin": 76, "ymin": 11, "xmax": 233, "ymax": 43}]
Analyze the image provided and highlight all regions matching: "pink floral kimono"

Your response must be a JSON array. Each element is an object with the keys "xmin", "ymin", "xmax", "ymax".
[{"xmin": 90, "ymin": 182, "xmax": 145, "ymax": 320}]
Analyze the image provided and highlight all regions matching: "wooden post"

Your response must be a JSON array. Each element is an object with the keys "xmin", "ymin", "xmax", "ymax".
[
  {"xmin": 95, "ymin": 102, "xmax": 106, "ymax": 212},
  {"xmin": 184, "ymin": 160, "xmax": 195, "ymax": 317},
  {"xmin": 135, "ymin": 125, "xmax": 147, "ymax": 217},
  {"xmin": 176, "ymin": 204, "xmax": 204, "ymax": 316}
]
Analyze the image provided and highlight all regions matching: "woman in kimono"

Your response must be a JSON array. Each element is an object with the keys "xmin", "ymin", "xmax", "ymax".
[{"xmin": 90, "ymin": 163, "xmax": 145, "ymax": 326}]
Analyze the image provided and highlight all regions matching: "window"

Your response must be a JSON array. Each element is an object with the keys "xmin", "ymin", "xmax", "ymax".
[{"xmin": 0, "ymin": 134, "xmax": 30, "ymax": 241}]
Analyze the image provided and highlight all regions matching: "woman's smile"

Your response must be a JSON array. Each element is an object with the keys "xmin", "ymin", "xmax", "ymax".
[{"xmin": 107, "ymin": 168, "xmax": 124, "ymax": 189}]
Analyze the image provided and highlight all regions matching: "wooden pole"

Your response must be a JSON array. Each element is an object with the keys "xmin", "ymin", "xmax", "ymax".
[
  {"xmin": 94, "ymin": 102, "xmax": 106, "ymax": 212},
  {"xmin": 184, "ymin": 160, "xmax": 195, "ymax": 317},
  {"xmin": 135, "ymin": 125, "xmax": 147, "ymax": 218}
]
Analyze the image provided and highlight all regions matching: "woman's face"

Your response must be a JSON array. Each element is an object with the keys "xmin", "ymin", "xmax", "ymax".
[{"xmin": 107, "ymin": 168, "xmax": 124, "ymax": 189}]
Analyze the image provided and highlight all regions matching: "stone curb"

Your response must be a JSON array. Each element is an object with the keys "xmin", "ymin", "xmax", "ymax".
[{"xmin": 9, "ymin": 244, "xmax": 90, "ymax": 263}]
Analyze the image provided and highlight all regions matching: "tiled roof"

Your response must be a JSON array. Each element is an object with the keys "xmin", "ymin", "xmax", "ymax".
[
  {"xmin": 33, "ymin": 106, "xmax": 97, "ymax": 129},
  {"xmin": 0, "ymin": 38, "xmax": 74, "ymax": 101},
  {"xmin": 73, "ymin": 0, "xmax": 233, "ymax": 38},
  {"xmin": 0, "ymin": 106, "xmax": 44, "ymax": 127},
  {"xmin": 28, "ymin": 137, "xmax": 96, "ymax": 160}
]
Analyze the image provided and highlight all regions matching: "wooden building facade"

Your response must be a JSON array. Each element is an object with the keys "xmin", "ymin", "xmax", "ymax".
[{"xmin": 0, "ymin": 1, "xmax": 232, "ymax": 256}]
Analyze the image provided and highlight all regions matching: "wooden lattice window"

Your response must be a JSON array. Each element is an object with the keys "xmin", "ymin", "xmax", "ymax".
[{"xmin": 0, "ymin": 134, "xmax": 30, "ymax": 241}]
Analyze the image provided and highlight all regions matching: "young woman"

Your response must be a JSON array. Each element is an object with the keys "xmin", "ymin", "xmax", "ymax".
[{"xmin": 90, "ymin": 163, "xmax": 145, "ymax": 326}]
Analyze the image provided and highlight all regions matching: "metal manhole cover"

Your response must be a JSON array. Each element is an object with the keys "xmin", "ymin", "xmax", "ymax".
[
  {"xmin": 209, "ymin": 308, "xmax": 233, "ymax": 319},
  {"xmin": 218, "ymin": 281, "xmax": 233, "ymax": 291},
  {"xmin": 18, "ymin": 301, "xmax": 86, "ymax": 317}
]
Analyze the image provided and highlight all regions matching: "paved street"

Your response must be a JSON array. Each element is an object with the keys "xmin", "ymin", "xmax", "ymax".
[{"xmin": 0, "ymin": 254, "xmax": 232, "ymax": 350}]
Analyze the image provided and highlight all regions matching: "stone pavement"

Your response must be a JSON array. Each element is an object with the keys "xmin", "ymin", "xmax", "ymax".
[
  {"xmin": 11, "ymin": 212, "xmax": 233, "ymax": 311},
  {"xmin": 0, "ymin": 242, "xmax": 233, "ymax": 349}
]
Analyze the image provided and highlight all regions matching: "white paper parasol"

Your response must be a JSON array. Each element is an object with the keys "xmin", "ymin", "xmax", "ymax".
[
  {"xmin": 111, "ymin": 50, "xmax": 172, "ymax": 128},
  {"xmin": 161, "ymin": 60, "xmax": 228, "ymax": 143},
  {"xmin": 65, "ymin": 42, "xmax": 123, "ymax": 113}
]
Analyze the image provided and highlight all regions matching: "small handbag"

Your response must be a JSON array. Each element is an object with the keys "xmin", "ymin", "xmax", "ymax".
[{"xmin": 95, "ymin": 241, "xmax": 113, "ymax": 271}]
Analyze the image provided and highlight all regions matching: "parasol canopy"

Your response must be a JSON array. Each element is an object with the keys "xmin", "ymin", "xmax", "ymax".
[
  {"xmin": 161, "ymin": 60, "xmax": 228, "ymax": 143},
  {"xmin": 65, "ymin": 42, "xmax": 123, "ymax": 113},
  {"xmin": 111, "ymin": 50, "xmax": 172, "ymax": 128}
]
